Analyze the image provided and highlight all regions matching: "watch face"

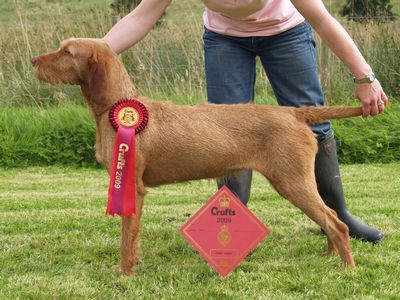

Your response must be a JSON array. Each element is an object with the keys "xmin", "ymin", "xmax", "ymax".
[{"xmin": 368, "ymin": 74, "xmax": 376, "ymax": 82}]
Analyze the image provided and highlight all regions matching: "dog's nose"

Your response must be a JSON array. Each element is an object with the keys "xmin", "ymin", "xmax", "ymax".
[{"xmin": 31, "ymin": 57, "xmax": 37, "ymax": 67}]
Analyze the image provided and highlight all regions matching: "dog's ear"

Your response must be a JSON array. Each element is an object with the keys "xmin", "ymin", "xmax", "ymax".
[{"xmin": 86, "ymin": 49, "xmax": 109, "ymax": 108}]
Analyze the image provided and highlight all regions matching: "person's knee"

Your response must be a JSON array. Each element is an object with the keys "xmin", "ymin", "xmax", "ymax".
[{"xmin": 311, "ymin": 123, "xmax": 334, "ymax": 142}]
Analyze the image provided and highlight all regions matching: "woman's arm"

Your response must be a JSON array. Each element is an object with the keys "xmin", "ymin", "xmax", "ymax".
[
  {"xmin": 104, "ymin": 0, "xmax": 172, "ymax": 54},
  {"xmin": 291, "ymin": 0, "xmax": 388, "ymax": 116}
]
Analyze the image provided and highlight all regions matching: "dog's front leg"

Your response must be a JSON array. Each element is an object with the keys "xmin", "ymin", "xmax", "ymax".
[{"xmin": 119, "ymin": 188, "xmax": 144, "ymax": 276}]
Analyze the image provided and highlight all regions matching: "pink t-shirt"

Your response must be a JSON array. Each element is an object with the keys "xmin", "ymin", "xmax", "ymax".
[{"xmin": 203, "ymin": 0, "xmax": 305, "ymax": 37}]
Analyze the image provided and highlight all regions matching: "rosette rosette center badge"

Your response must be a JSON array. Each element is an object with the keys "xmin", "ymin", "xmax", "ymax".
[
  {"xmin": 107, "ymin": 99, "xmax": 148, "ymax": 217},
  {"xmin": 118, "ymin": 107, "xmax": 140, "ymax": 127}
]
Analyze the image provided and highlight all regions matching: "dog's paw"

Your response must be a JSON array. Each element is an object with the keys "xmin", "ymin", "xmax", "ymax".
[
  {"xmin": 122, "ymin": 268, "xmax": 135, "ymax": 276},
  {"xmin": 325, "ymin": 248, "xmax": 338, "ymax": 256},
  {"xmin": 325, "ymin": 238, "xmax": 338, "ymax": 257},
  {"xmin": 113, "ymin": 264, "xmax": 135, "ymax": 276}
]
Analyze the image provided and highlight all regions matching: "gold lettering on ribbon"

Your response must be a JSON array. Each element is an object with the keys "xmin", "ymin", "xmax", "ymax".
[
  {"xmin": 117, "ymin": 143, "xmax": 129, "ymax": 170},
  {"xmin": 114, "ymin": 143, "xmax": 129, "ymax": 189}
]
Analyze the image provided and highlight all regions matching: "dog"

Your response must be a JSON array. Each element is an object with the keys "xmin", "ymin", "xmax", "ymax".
[{"xmin": 32, "ymin": 38, "xmax": 359, "ymax": 276}]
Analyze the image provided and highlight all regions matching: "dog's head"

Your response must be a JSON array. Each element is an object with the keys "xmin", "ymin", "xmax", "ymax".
[
  {"xmin": 32, "ymin": 38, "xmax": 134, "ymax": 115},
  {"xmin": 32, "ymin": 38, "xmax": 114, "ymax": 86}
]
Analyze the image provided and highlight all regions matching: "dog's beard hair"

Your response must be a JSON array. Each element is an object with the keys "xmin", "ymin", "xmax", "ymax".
[{"xmin": 35, "ymin": 67, "xmax": 68, "ymax": 85}]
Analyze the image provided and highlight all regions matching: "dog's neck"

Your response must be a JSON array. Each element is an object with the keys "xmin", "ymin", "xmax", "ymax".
[{"xmin": 81, "ymin": 57, "xmax": 142, "ymax": 118}]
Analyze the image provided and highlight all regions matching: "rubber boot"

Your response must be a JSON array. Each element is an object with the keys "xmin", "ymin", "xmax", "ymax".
[
  {"xmin": 217, "ymin": 169, "xmax": 252, "ymax": 205},
  {"xmin": 315, "ymin": 135, "xmax": 383, "ymax": 243}
]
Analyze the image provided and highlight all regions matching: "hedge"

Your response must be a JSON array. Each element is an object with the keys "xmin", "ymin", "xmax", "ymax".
[{"xmin": 0, "ymin": 103, "xmax": 399, "ymax": 167}]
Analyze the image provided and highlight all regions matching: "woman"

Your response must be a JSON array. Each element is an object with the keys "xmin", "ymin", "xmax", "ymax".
[{"xmin": 104, "ymin": 0, "xmax": 388, "ymax": 243}]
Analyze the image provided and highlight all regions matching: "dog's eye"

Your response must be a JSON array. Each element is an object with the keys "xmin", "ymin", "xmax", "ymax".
[{"xmin": 62, "ymin": 48, "xmax": 72, "ymax": 55}]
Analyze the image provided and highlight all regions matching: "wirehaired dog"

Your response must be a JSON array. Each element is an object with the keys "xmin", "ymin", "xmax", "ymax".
[{"xmin": 32, "ymin": 38, "xmax": 359, "ymax": 275}]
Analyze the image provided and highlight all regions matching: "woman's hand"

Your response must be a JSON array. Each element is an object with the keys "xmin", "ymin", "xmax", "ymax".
[{"xmin": 355, "ymin": 80, "xmax": 389, "ymax": 117}]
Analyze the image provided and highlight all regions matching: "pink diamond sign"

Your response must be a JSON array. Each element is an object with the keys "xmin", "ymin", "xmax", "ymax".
[{"xmin": 179, "ymin": 185, "xmax": 270, "ymax": 277}]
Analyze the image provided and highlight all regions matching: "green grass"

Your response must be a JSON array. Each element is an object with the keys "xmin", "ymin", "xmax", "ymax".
[
  {"xmin": 0, "ymin": 165, "xmax": 399, "ymax": 299},
  {"xmin": 0, "ymin": 0, "xmax": 110, "ymax": 26},
  {"xmin": 1, "ymin": 0, "xmax": 399, "ymax": 107}
]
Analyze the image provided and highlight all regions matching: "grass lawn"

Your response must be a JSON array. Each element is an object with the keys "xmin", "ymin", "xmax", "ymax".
[{"xmin": 0, "ymin": 164, "xmax": 399, "ymax": 299}]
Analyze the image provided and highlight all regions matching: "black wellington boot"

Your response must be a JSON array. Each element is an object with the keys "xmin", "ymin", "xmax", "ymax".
[
  {"xmin": 315, "ymin": 136, "xmax": 384, "ymax": 243},
  {"xmin": 217, "ymin": 169, "xmax": 252, "ymax": 205}
]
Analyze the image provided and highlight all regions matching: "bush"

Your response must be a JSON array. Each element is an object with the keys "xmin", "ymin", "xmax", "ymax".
[
  {"xmin": 110, "ymin": 0, "xmax": 141, "ymax": 15},
  {"xmin": 341, "ymin": 0, "xmax": 396, "ymax": 22},
  {"xmin": 0, "ymin": 104, "xmax": 98, "ymax": 168},
  {"xmin": 0, "ymin": 103, "xmax": 399, "ymax": 168},
  {"xmin": 333, "ymin": 103, "xmax": 400, "ymax": 163}
]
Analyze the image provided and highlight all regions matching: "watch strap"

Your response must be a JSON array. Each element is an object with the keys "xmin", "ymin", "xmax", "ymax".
[{"xmin": 353, "ymin": 73, "xmax": 376, "ymax": 84}]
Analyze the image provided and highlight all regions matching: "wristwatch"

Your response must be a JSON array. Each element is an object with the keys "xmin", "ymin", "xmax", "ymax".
[{"xmin": 353, "ymin": 73, "xmax": 376, "ymax": 84}]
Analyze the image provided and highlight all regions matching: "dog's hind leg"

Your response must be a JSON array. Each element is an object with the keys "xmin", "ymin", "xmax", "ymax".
[
  {"xmin": 274, "ymin": 177, "xmax": 354, "ymax": 267},
  {"xmin": 260, "ymin": 156, "xmax": 355, "ymax": 268},
  {"xmin": 325, "ymin": 207, "xmax": 339, "ymax": 256}
]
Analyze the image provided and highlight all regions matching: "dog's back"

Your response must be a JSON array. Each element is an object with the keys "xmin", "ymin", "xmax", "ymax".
[{"xmin": 140, "ymin": 102, "xmax": 361, "ymax": 187}]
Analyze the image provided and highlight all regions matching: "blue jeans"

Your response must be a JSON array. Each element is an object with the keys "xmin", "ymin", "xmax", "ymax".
[{"xmin": 203, "ymin": 22, "xmax": 333, "ymax": 140}]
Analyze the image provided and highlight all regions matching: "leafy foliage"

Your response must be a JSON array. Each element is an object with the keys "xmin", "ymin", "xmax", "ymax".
[
  {"xmin": 0, "ymin": 105, "xmax": 98, "ymax": 167},
  {"xmin": 333, "ymin": 104, "xmax": 400, "ymax": 163},
  {"xmin": 110, "ymin": 0, "xmax": 141, "ymax": 15},
  {"xmin": 0, "ymin": 104, "xmax": 399, "ymax": 167},
  {"xmin": 341, "ymin": 0, "xmax": 396, "ymax": 22}
]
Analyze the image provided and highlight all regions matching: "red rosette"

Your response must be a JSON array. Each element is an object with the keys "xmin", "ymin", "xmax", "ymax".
[
  {"xmin": 108, "ymin": 99, "xmax": 148, "ymax": 134},
  {"xmin": 106, "ymin": 99, "xmax": 148, "ymax": 217}
]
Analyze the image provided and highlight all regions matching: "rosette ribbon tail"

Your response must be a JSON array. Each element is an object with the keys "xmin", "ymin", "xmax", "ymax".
[
  {"xmin": 107, "ymin": 126, "xmax": 136, "ymax": 217},
  {"xmin": 106, "ymin": 99, "xmax": 148, "ymax": 217}
]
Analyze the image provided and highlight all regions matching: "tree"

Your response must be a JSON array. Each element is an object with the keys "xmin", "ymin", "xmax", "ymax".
[
  {"xmin": 110, "ymin": 0, "xmax": 165, "ymax": 24},
  {"xmin": 110, "ymin": 0, "xmax": 142, "ymax": 15},
  {"xmin": 341, "ymin": 0, "xmax": 396, "ymax": 22}
]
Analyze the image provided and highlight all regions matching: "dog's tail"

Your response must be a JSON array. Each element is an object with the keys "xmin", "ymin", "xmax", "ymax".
[{"xmin": 294, "ymin": 106, "xmax": 363, "ymax": 124}]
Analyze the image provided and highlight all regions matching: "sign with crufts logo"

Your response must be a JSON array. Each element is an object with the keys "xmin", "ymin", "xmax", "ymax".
[{"xmin": 179, "ymin": 186, "xmax": 269, "ymax": 277}]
